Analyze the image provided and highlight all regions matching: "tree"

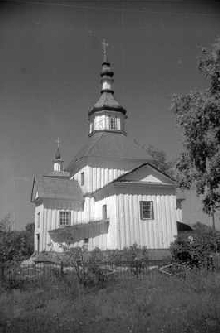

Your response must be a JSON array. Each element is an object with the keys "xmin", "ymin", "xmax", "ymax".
[
  {"xmin": 0, "ymin": 217, "xmax": 35, "ymax": 269},
  {"xmin": 145, "ymin": 144, "xmax": 176, "ymax": 177},
  {"xmin": 172, "ymin": 38, "xmax": 220, "ymax": 230},
  {"xmin": 0, "ymin": 213, "xmax": 14, "ymax": 233},
  {"xmin": 24, "ymin": 222, "xmax": 35, "ymax": 255}
]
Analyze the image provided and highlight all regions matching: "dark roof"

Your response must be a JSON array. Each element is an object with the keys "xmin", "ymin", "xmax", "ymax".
[
  {"xmin": 49, "ymin": 220, "xmax": 109, "ymax": 243},
  {"xmin": 89, "ymin": 92, "xmax": 127, "ymax": 115},
  {"xmin": 92, "ymin": 162, "xmax": 176, "ymax": 200},
  {"xmin": 46, "ymin": 171, "xmax": 70, "ymax": 178},
  {"xmin": 31, "ymin": 175, "xmax": 83, "ymax": 202},
  {"xmin": 114, "ymin": 162, "xmax": 176, "ymax": 184},
  {"xmin": 176, "ymin": 221, "xmax": 193, "ymax": 232},
  {"xmin": 66, "ymin": 132, "xmax": 152, "ymax": 172}
]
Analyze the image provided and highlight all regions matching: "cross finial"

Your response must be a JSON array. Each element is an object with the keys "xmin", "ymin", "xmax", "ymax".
[
  {"xmin": 102, "ymin": 39, "xmax": 108, "ymax": 62},
  {"xmin": 55, "ymin": 137, "xmax": 60, "ymax": 148}
]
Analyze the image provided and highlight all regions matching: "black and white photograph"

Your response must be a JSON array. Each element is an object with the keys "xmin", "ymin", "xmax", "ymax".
[{"xmin": 0, "ymin": 0, "xmax": 220, "ymax": 332}]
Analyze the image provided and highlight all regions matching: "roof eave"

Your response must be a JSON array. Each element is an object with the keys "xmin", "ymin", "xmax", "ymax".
[{"xmin": 88, "ymin": 105, "xmax": 127, "ymax": 116}]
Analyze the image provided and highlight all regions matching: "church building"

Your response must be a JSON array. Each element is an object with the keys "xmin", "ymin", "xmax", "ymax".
[{"xmin": 31, "ymin": 44, "xmax": 182, "ymax": 253}]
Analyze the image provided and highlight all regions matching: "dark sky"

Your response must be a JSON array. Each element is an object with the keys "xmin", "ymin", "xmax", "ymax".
[{"xmin": 0, "ymin": 0, "xmax": 219, "ymax": 229}]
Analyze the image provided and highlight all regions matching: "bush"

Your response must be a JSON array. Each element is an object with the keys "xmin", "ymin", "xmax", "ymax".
[
  {"xmin": 107, "ymin": 244, "xmax": 148, "ymax": 276},
  {"xmin": 170, "ymin": 224, "xmax": 220, "ymax": 269},
  {"xmin": 62, "ymin": 244, "xmax": 149, "ymax": 287}
]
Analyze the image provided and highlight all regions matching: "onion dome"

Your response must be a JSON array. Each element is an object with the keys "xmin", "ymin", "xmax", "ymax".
[
  {"xmin": 88, "ymin": 40, "xmax": 127, "ymax": 136},
  {"xmin": 53, "ymin": 138, "xmax": 64, "ymax": 173}
]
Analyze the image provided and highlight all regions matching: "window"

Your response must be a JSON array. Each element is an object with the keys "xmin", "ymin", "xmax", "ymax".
[
  {"xmin": 59, "ymin": 211, "xmax": 71, "ymax": 227},
  {"xmin": 37, "ymin": 212, "xmax": 40, "ymax": 228},
  {"xmin": 103, "ymin": 204, "xmax": 107, "ymax": 220},
  {"xmin": 140, "ymin": 201, "xmax": 154, "ymax": 220},
  {"xmin": 81, "ymin": 172, "xmax": 84, "ymax": 186},
  {"xmin": 110, "ymin": 117, "xmax": 117, "ymax": 130},
  {"xmin": 84, "ymin": 238, "xmax": 89, "ymax": 250}
]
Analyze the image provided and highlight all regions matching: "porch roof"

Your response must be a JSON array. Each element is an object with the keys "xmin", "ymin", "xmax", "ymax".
[{"xmin": 49, "ymin": 219, "xmax": 109, "ymax": 244}]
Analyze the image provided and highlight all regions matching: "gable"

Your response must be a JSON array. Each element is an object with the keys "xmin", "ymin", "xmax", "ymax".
[
  {"xmin": 140, "ymin": 175, "xmax": 162, "ymax": 183},
  {"xmin": 115, "ymin": 163, "xmax": 175, "ymax": 185}
]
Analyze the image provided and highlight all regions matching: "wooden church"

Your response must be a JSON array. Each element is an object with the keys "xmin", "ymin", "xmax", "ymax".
[{"xmin": 31, "ymin": 44, "xmax": 182, "ymax": 253}]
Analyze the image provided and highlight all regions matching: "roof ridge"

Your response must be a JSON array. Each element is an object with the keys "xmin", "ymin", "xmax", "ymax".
[{"xmin": 83, "ymin": 132, "xmax": 105, "ymax": 157}]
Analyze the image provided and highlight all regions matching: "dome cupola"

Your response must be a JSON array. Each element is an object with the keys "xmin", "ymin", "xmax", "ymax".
[
  {"xmin": 53, "ymin": 138, "xmax": 64, "ymax": 172},
  {"xmin": 88, "ymin": 40, "xmax": 127, "ymax": 136}
]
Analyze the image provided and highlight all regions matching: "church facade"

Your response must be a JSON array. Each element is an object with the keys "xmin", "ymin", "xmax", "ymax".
[{"xmin": 31, "ymin": 49, "xmax": 182, "ymax": 253}]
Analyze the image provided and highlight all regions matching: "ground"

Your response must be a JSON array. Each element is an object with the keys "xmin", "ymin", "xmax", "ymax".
[{"xmin": 0, "ymin": 269, "xmax": 220, "ymax": 333}]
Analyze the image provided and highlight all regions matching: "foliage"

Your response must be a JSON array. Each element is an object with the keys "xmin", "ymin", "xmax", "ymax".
[
  {"xmin": 62, "ymin": 246, "xmax": 107, "ymax": 288},
  {"xmin": 0, "ymin": 216, "xmax": 35, "ymax": 270},
  {"xmin": 0, "ymin": 213, "xmax": 14, "ymax": 233},
  {"xmin": 62, "ymin": 244, "xmax": 148, "ymax": 287},
  {"xmin": 24, "ymin": 223, "xmax": 35, "ymax": 255},
  {"xmin": 172, "ymin": 38, "xmax": 220, "ymax": 218},
  {"xmin": 106, "ymin": 244, "xmax": 148, "ymax": 275},
  {"xmin": 145, "ymin": 144, "xmax": 176, "ymax": 177},
  {"xmin": 170, "ymin": 222, "xmax": 220, "ymax": 268}
]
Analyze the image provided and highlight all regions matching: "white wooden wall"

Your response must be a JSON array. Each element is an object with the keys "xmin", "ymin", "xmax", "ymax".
[
  {"xmin": 73, "ymin": 165, "xmax": 128, "ymax": 193},
  {"xmin": 91, "ymin": 195, "xmax": 117, "ymax": 250},
  {"xmin": 35, "ymin": 163, "xmax": 179, "ymax": 252},
  {"xmin": 116, "ymin": 190, "xmax": 177, "ymax": 249},
  {"xmin": 34, "ymin": 203, "xmax": 44, "ymax": 252}
]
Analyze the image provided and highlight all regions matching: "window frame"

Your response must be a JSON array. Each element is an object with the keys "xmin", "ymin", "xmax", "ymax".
[
  {"xmin": 140, "ymin": 201, "xmax": 154, "ymax": 220},
  {"xmin": 102, "ymin": 204, "xmax": 108, "ymax": 220},
  {"xmin": 83, "ymin": 238, "xmax": 89, "ymax": 250},
  {"xmin": 109, "ymin": 117, "xmax": 117, "ymax": 130},
  {"xmin": 37, "ymin": 212, "xmax": 40, "ymax": 228},
  {"xmin": 81, "ymin": 172, "xmax": 84, "ymax": 186},
  {"xmin": 59, "ymin": 211, "xmax": 71, "ymax": 227}
]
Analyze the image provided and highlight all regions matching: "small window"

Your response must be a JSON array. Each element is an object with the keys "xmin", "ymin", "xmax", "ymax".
[
  {"xmin": 84, "ymin": 238, "xmax": 89, "ymax": 249},
  {"xmin": 140, "ymin": 201, "xmax": 154, "ymax": 220},
  {"xmin": 59, "ymin": 211, "xmax": 71, "ymax": 227},
  {"xmin": 110, "ymin": 117, "xmax": 117, "ymax": 130},
  {"xmin": 81, "ymin": 172, "xmax": 84, "ymax": 186},
  {"xmin": 37, "ymin": 212, "xmax": 40, "ymax": 228},
  {"xmin": 103, "ymin": 204, "xmax": 107, "ymax": 220}
]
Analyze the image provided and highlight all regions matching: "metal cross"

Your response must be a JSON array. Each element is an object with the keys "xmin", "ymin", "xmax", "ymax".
[
  {"xmin": 102, "ymin": 39, "xmax": 108, "ymax": 60},
  {"xmin": 55, "ymin": 137, "xmax": 60, "ymax": 148}
]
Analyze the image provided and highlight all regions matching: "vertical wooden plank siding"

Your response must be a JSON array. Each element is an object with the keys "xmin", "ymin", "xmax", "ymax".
[
  {"xmin": 116, "ymin": 190, "xmax": 177, "ymax": 250},
  {"xmin": 34, "ymin": 204, "xmax": 44, "ymax": 252},
  {"xmin": 35, "ymin": 163, "xmax": 179, "ymax": 252},
  {"xmin": 74, "ymin": 166, "xmax": 129, "ymax": 193}
]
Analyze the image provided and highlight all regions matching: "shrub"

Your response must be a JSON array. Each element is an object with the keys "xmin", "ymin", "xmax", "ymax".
[
  {"xmin": 62, "ymin": 245, "xmax": 149, "ymax": 287},
  {"xmin": 170, "ymin": 224, "xmax": 220, "ymax": 269},
  {"xmin": 104, "ymin": 244, "xmax": 148, "ymax": 276}
]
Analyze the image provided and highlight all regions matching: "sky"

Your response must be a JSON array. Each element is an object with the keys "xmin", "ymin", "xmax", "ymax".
[{"xmin": 0, "ymin": 0, "xmax": 220, "ymax": 230}]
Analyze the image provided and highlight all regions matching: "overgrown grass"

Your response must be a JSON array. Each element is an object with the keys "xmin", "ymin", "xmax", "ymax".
[{"xmin": 1, "ymin": 270, "xmax": 220, "ymax": 333}]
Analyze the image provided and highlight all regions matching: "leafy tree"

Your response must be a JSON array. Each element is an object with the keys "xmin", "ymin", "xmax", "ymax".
[
  {"xmin": 0, "ymin": 218, "xmax": 35, "ymax": 266},
  {"xmin": 145, "ymin": 145, "xmax": 176, "ymax": 177},
  {"xmin": 0, "ymin": 213, "xmax": 14, "ymax": 233},
  {"xmin": 170, "ymin": 223, "xmax": 220, "ymax": 269},
  {"xmin": 24, "ymin": 222, "xmax": 35, "ymax": 255},
  {"xmin": 172, "ymin": 38, "xmax": 220, "ymax": 229}
]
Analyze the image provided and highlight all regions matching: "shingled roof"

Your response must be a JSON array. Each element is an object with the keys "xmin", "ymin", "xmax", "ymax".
[
  {"xmin": 89, "ymin": 91, "xmax": 127, "ymax": 115},
  {"xmin": 31, "ymin": 175, "xmax": 84, "ymax": 203},
  {"xmin": 66, "ymin": 132, "xmax": 152, "ymax": 173}
]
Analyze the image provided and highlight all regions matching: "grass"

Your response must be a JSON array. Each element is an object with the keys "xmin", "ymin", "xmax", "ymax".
[{"xmin": 1, "ymin": 269, "xmax": 220, "ymax": 333}]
